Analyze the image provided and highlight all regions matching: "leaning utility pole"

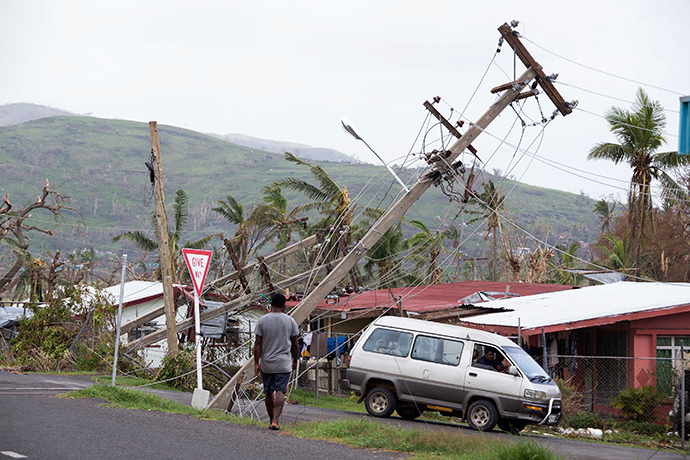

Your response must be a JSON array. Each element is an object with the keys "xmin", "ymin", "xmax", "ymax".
[
  {"xmin": 207, "ymin": 21, "xmax": 574, "ymax": 410},
  {"xmin": 149, "ymin": 121, "xmax": 178, "ymax": 356}
]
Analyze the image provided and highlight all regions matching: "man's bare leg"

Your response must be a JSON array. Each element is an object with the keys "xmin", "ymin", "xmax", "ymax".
[
  {"xmin": 271, "ymin": 391, "xmax": 285, "ymax": 428},
  {"xmin": 265, "ymin": 391, "xmax": 275, "ymax": 427}
]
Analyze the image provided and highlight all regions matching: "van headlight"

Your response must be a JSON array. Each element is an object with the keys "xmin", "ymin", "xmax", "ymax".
[{"xmin": 524, "ymin": 389, "xmax": 547, "ymax": 401}]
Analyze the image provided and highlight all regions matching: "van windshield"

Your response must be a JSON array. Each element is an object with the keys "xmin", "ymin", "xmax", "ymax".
[{"xmin": 503, "ymin": 346, "xmax": 551, "ymax": 382}]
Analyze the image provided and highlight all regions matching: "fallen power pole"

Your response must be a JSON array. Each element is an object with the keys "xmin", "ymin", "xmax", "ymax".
[{"xmin": 207, "ymin": 21, "xmax": 575, "ymax": 411}]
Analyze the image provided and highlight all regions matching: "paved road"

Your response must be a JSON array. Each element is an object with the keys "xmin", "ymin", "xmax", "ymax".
[{"xmin": 0, "ymin": 372, "xmax": 686, "ymax": 460}]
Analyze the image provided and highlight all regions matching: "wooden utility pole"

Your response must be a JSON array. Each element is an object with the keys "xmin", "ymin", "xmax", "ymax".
[
  {"xmin": 207, "ymin": 23, "xmax": 574, "ymax": 410},
  {"xmin": 149, "ymin": 121, "xmax": 178, "ymax": 356}
]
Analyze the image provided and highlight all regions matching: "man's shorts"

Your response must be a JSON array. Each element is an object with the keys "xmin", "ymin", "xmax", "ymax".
[{"xmin": 261, "ymin": 371, "xmax": 290, "ymax": 395}]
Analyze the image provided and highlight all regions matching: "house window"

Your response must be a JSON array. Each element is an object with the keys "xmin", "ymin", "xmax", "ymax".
[{"xmin": 657, "ymin": 336, "xmax": 690, "ymax": 396}]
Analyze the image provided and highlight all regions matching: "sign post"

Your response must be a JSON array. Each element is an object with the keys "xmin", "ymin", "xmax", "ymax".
[{"xmin": 182, "ymin": 248, "xmax": 212, "ymax": 409}]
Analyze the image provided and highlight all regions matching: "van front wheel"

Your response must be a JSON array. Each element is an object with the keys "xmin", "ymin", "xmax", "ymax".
[
  {"xmin": 467, "ymin": 400, "xmax": 498, "ymax": 432},
  {"xmin": 365, "ymin": 386, "xmax": 397, "ymax": 417}
]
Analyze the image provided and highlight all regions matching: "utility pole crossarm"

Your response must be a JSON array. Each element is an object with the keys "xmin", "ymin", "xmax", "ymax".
[{"xmin": 498, "ymin": 23, "xmax": 572, "ymax": 117}]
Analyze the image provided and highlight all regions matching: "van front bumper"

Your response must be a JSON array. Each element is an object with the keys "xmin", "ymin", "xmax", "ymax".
[{"xmin": 519, "ymin": 398, "xmax": 562, "ymax": 426}]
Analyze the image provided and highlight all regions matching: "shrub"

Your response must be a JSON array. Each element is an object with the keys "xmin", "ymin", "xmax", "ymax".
[
  {"xmin": 565, "ymin": 411, "xmax": 604, "ymax": 429},
  {"xmin": 611, "ymin": 385, "xmax": 662, "ymax": 423},
  {"xmin": 614, "ymin": 420, "xmax": 666, "ymax": 436},
  {"xmin": 155, "ymin": 347, "xmax": 196, "ymax": 391}
]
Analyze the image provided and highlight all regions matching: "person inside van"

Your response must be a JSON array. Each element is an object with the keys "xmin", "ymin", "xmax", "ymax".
[{"xmin": 476, "ymin": 347, "xmax": 507, "ymax": 372}]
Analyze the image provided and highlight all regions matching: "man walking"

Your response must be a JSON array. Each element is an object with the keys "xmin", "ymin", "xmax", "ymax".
[{"xmin": 254, "ymin": 293, "xmax": 299, "ymax": 430}]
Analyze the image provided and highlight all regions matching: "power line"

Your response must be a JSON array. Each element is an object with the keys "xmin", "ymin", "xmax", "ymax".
[{"xmin": 522, "ymin": 36, "xmax": 686, "ymax": 97}]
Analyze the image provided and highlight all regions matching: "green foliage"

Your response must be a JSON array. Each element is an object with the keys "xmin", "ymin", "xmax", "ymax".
[
  {"xmin": 611, "ymin": 385, "xmax": 662, "ymax": 422},
  {"xmin": 565, "ymin": 411, "xmax": 606, "ymax": 430},
  {"xmin": 65, "ymin": 383, "xmax": 198, "ymax": 414},
  {"xmin": 614, "ymin": 420, "xmax": 666, "ymax": 436},
  {"xmin": 493, "ymin": 441, "xmax": 561, "ymax": 460},
  {"xmin": 155, "ymin": 347, "xmax": 196, "ymax": 392},
  {"xmin": 8, "ymin": 285, "xmax": 116, "ymax": 371}
]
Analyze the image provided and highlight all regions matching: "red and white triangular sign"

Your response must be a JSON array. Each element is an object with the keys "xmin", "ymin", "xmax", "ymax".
[{"xmin": 182, "ymin": 248, "xmax": 212, "ymax": 297}]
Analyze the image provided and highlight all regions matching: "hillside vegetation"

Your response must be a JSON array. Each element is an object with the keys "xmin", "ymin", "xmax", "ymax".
[{"xmin": 0, "ymin": 115, "xmax": 598, "ymax": 259}]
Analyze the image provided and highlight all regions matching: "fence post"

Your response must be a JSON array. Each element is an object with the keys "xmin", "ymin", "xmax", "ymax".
[
  {"xmin": 315, "ymin": 335, "xmax": 319, "ymax": 401},
  {"xmin": 112, "ymin": 254, "xmax": 127, "ymax": 386},
  {"xmin": 542, "ymin": 328, "xmax": 548, "ymax": 373},
  {"xmin": 682, "ymin": 341, "xmax": 685, "ymax": 449}
]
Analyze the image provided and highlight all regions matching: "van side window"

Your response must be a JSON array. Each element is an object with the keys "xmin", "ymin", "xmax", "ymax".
[
  {"xmin": 362, "ymin": 328, "xmax": 413, "ymax": 357},
  {"xmin": 472, "ymin": 344, "xmax": 508, "ymax": 372},
  {"xmin": 411, "ymin": 335, "xmax": 464, "ymax": 366}
]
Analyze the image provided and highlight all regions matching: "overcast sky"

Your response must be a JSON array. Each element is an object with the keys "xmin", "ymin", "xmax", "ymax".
[{"xmin": 1, "ymin": 0, "xmax": 688, "ymax": 201}]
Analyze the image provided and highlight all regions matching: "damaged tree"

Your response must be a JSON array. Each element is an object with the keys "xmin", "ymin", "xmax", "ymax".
[{"xmin": 0, "ymin": 180, "xmax": 77, "ymax": 297}]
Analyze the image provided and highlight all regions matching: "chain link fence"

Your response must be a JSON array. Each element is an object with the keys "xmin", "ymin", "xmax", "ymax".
[{"xmin": 531, "ymin": 353, "xmax": 690, "ymax": 437}]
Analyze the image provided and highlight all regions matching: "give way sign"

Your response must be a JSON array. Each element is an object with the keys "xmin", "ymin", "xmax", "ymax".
[{"xmin": 182, "ymin": 249, "xmax": 212, "ymax": 297}]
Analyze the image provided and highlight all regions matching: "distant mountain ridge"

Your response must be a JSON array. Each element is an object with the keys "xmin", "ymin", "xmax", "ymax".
[
  {"xmin": 212, "ymin": 133, "xmax": 361, "ymax": 164},
  {"xmin": 1, "ymin": 103, "xmax": 361, "ymax": 164},
  {"xmin": 0, "ymin": 103, "xmax": 79, "ymax": 127}
]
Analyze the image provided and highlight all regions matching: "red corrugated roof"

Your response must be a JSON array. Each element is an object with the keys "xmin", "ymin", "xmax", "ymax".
[{"xmin": 286, "ymin": 281, "xmax": 574, "ymax": 314}]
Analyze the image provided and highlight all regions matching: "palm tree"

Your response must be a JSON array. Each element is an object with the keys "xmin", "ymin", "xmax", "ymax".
[
  {"xmin": 596, "ymin": 233, "xmax": 634, "ymax": 271},
  {"xmin": 467, "ymin": 180, "xmax": 505, "ymax": 281},
  {"xmin": 212, "ymin": 195, "xmax": 275, "ymax": 267},
  {"xmin": 548, "ymin": 242, "xmax": 583, "ymax": 285},
  {"xmin": 113, "ymin": 189, "xmax": 217, "ymax": 283},
  {"xmin": 588, "ymin": 88, "xmax": 690, "ymax": 273},
  {"xmin": 362, "ymin": 222, "xmax": 406, "ymax": 289},
  {"xmin": 261, "ymin": 184, "xmax": 305, "ymax": 251},
  {"xmin": 271, "ymin": 152, "xmax": 355, "ymax": 258},
  {"xmin": 593, "ymin": 199, "xmax": 617, "ymax": 234},
  {"xmin": 406, "ymin": 220, "xmax": 453, "ymax": 284}
]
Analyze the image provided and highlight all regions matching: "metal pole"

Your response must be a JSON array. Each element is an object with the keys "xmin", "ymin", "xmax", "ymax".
[
  {"xmin": 315, "ymin": 335, "xmax": 319, "ymax": 401},
  {"xmin": 112, "ymin": 254, "xmax": 127, "ymax": 386},
  {"xmin": 194, "ymin": 289, "xmax": 203, "ymax": 390},
  {"xmin": 682, "ymin": 341, "xmax": 686, "ymax": 449},
  {"xmin": 518, "ymin": 318, "xmax": 522, "ymax": 348},
  {"xmin": 542, "ymin": 328, "xmax": 548, "ymax": 373}
]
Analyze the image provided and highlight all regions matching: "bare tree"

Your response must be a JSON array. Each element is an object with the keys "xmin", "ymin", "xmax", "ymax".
[{"xmin": 0, "ymin": 180, "xmax": 76, "ymax": 295}]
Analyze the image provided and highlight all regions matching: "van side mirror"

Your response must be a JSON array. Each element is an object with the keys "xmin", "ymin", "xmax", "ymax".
[{"xmin": 506, "ymin": 366, "xmax": 519, "ymax": 377}]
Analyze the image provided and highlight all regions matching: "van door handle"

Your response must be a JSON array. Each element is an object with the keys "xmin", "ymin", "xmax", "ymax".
[{"xmin": 469, "ymin": 372, "xmax": 477, "ymax": 377}]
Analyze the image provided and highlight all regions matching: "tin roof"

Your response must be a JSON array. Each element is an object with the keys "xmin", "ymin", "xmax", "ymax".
[
  {"xmin": 300, "ymin": 281, "xmax": 573, "ymax": 314},
  {"xmin": 462, "ymin": 281, "xmax": 690, "ymax": 332}
]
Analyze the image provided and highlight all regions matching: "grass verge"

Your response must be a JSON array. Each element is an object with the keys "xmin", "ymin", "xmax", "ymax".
[{"xmin": 63, "ymin": 384, "xmax": 563, "ymax": 460}]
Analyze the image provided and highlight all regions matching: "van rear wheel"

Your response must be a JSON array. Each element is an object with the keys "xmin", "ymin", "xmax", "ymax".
[
  {"xmin": 365, "ymin": 386, "xmax": 397, "ymax": 418},
  {"xmin": 497, "ymin": 419, "xmax": 527, "ymax": 434},
  {"xmin": 467, "ymin": 400, "xmax": 498, "ymax": 432},
  {"xmin": 396, "ymin": 405, "xmax": 422, "ymax": 420}
]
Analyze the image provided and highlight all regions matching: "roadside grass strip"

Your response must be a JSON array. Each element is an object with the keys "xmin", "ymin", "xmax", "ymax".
[
  {"xmin": 62, "ymin": 384, "xmax": 198, "ymax": 414},
  {"xmin": 64, "ymin": 385, "xmax": 563, "ymax": 459},
  {"xmin": 288, "ymin": 418, "xmax": 564, "ymax": 460}
]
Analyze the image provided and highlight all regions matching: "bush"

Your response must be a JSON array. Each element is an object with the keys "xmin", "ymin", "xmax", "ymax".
[
  {"xmin": 155, "ymin": 347, "xmax": 196, "ymax": 392},
  {"xmin": 565, "ymin": 411, "xmax": 604, "ymax": 429},
  {"xmin": 611, "ymin": 386, "xmax": 662, "ymax": 423}
]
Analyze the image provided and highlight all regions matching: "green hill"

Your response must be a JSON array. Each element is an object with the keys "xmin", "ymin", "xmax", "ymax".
[{"xmin": 0, "ymin": 115, "xmax": 599, "ymax": 260}]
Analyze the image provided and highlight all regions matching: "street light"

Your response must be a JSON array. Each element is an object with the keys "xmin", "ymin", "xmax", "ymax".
[{"xmin": 341, "ymin": 117, "xmax": 409, "ymax": 193}]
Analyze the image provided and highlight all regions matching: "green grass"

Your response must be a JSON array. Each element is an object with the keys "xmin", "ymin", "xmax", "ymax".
[
  {"xmin": 289, "ymin": 418, "xmax": 563, "ymax": 460},
  {"xmin": 288, "ymin": 388, "xmax": 365, "ymax": 413},
  {"xmin": 62, "ymin": 384, "xmax": 563, "ymax": 459}
]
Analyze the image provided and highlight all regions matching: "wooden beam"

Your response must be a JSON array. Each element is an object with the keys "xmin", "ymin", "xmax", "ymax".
[
  {"xmin": 423, "ymin": 101, "xmax": 479, "ymax": 157},
  {"xmin": 125, "ymin": 257, "xmax": 342, "ymax": 350},
  {"xmin": 209, "ymin": 235, "xmax": 318, "ymax": 287},
  {"xmin": 498, "ymin": 23, "xmax": 572, "ymax": 117}
]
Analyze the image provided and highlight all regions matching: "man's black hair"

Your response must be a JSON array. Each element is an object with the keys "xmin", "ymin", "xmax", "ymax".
[
  {"xmin": 485, "ymin": 346, "xmax": 498, "ymax": 355},
  {"xmin": 271, "ymin": 293, "xmax": 286, "ymax": 308}
]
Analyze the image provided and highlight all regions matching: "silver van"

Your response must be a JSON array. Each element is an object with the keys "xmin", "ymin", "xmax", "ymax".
[{"xmin": 344, "ymin": 316, "xmax": 562, "ymax": 433}]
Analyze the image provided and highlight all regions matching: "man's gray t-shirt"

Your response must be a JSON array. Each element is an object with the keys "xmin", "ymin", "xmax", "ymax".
[{"xmin": 255, "ymin": 312, "xmax": 299, "ymax": 374}]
